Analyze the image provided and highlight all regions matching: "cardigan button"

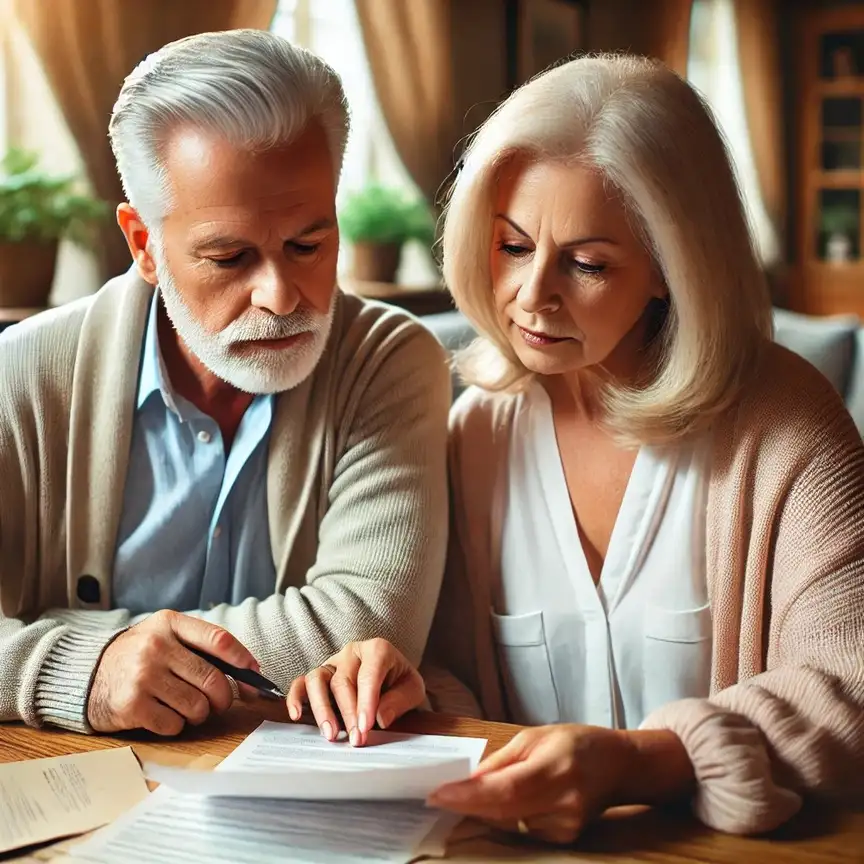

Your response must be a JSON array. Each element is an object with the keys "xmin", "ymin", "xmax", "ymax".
[{"xmin": 77, "ymin": 574, "xmax": 101, "ymax": 604}]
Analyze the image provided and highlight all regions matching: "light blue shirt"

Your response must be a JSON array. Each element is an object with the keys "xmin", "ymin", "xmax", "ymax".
[{"xmin": 113, "ymin": 293, "xmax": 276, "ymax": 615}]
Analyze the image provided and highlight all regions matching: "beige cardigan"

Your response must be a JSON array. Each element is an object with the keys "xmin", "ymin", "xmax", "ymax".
[
  {"xmin": 0, "ymin": 270, "xmax": 450, "ymax": 734},
  {"xmin": 425, "ymin": 341, "xmax": 864, "ymax": 835}
]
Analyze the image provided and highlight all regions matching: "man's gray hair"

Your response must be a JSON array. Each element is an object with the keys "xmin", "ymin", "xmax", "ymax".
[{"xmin": 109, "ymin": 29, "xmax": 349, "ymax": 226}]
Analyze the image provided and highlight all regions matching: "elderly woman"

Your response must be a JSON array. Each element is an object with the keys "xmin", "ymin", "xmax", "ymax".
[{"xmin": 288, "ymin": 54, "xmax": 864, "ymax": 843}]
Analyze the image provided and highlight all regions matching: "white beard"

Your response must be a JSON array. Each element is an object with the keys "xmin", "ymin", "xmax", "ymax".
[{"xmin": 155, "ymin": 258, "xmax": 335, "ymax": 395}]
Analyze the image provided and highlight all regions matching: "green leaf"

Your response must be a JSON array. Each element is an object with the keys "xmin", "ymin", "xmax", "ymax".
[
  {"xmin": 338, "ymin": 184, "xmax": 435, "ymax": 246},
  {"xmin": 0, "ymin": 148, "xmax": 107, "ymax": 245}
]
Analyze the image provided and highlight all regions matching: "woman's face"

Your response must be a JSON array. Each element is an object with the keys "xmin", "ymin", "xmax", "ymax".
[{"xmin": 490, "ymin": 158, "xmax": 664, "ymax": 381}]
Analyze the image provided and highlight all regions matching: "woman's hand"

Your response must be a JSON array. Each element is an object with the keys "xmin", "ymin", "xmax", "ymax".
[
  {"xmin": 427, "ymin": 724, "xmax": 693, "ymax": 846},
  {"xmin": 286, "ymin": 639, "xmax": 425, "ymax": 747}
]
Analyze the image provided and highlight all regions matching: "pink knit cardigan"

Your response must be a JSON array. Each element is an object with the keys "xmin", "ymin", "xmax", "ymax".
[{"xmin": 424, "ymin": 341, "xmax": 864, "ymax": 834}]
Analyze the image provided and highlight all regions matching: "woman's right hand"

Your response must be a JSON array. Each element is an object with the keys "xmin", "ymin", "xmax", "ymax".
[{"xmin": 286, "ymin": 639, "xmax": 425, "ymax": 747}]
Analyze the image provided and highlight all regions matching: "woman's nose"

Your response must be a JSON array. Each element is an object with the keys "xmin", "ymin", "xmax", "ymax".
[{"xmin": 517, "ymin": 257, "xmax": 561, "ymax": 315}]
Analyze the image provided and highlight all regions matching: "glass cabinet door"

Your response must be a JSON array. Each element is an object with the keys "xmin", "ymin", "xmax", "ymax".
[
  {"xmin": 821, "ymin": 97, "xmax": 862, "ymax": 171},
  {"xmin": 817, "ymin": 187, "xmax": 860, "ymax": 262},
  {"xmin": 820, "ymin": 30, "xmax": 864, "ymax": 78}
]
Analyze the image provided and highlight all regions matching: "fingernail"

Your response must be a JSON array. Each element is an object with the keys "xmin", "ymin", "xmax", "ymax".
[
  {"xmin": 377, "ymin": 709, "xmax": 393, "ymax": 729},
  {"xmin": 358, "ymin": 711, "xmax": 368, "ymax": 733},
  {"xmin": 321, "ymin": 721, "xmax": 334, "ymax": 741},
  {"xmin": 349, "ymin": 727, "xmax": 361, "ymax": 747},
  {"xmin": 288, "ymin": 704, "xmax": 299, "ymax": 721},
  {"xmin": 428, "ymin": 783, "xmax": 458, "ymax": 805}
]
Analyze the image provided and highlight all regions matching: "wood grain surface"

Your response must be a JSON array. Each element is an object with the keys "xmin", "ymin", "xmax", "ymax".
[{"xmin": 2, "ymin": 701, "xmax": 862, "ymax": 862}]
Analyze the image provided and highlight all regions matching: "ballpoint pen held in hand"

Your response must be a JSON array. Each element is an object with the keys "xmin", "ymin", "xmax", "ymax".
[{"xmin": 187, "ymin": 646, "xmax": 285, "ymax": 700}]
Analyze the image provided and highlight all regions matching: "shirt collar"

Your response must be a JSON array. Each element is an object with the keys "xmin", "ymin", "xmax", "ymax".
[{"xmin": 137, "ymin": 290, "xmax": 181, "ymax": 415}]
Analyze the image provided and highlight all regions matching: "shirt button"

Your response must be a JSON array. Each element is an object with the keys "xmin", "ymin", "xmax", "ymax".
[
  {"xmin": 197, "ymin": 430, "xmax": 212, "ymax": 444},
  {"xmin": 213, "ymin": 525, "xmax": 222, "ymax": 539}
]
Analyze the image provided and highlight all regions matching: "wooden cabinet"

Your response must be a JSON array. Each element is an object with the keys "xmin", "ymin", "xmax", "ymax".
[{"xmin": 796, "ymin": 6, "xmax": 864, "ymax": 316}]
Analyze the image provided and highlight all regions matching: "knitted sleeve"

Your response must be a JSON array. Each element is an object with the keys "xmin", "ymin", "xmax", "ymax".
[
  {"xmin": 0, "ymin": 308, "xmax": 128, "ymax": 734},
  {"xmin": 643, "ymin": 351, "xmax": 864, "ymax": 834}
]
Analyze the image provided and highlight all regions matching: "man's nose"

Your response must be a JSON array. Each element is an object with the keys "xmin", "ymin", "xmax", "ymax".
[{"xmin": 249, "ymin": 265, "xmax": 300, "ymax": 317}]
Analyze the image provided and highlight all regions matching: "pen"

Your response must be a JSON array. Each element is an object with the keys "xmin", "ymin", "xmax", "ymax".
[{"xmin": 187, "ymin": 646, "xmax": 286, "ymax": 700}]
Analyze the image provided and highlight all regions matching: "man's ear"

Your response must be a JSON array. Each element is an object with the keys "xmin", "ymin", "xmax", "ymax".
[{"xmin": 117, "ymin": 203, "xmax": 158, "ymax": 286}]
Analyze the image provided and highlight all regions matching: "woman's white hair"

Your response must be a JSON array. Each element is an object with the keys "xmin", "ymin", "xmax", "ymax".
[
  {"xmin": 109, "ymin": 29, "xmax": 349, "ymax": 228},
  {"xmin": 442, "ymin": 53, "xmax": 772, "ymax": 446}
]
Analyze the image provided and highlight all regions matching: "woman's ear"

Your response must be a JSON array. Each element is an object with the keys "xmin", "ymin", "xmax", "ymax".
[{"xmin": 649, "ymin": 259, "xmax": 668, "ymax": 301}]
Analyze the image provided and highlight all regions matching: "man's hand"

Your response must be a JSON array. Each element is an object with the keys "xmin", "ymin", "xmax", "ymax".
[
  {"xmin": 87, "ymin": 610, "xmax": 259, "ymax": 736},
  {"xmin": 286, "ymin": 639, "xmax": 425, "ymax": 746}
]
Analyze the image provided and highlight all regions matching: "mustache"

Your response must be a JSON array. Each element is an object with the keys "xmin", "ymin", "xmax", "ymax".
[{"xmin": 222, "ymin": 307, "xmax": 325, "ymax": 342}]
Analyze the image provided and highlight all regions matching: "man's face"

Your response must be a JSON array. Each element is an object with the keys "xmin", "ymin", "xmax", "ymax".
[{"xmin": 150, "ymin": 123, "xmax": 339, "ymax": 394}]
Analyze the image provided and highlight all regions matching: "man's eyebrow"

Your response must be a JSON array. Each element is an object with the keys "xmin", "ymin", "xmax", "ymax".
[
  {"xmin": 191, "ymin": 218, "xmax": 337, "ymax": 254},
  {"xmin": 297, "ymin": 217, "xmax": 337, "ymax": 235},
  {"xmin": 190, "ymin": 234, "xmax": 247, "ymax": 254}
]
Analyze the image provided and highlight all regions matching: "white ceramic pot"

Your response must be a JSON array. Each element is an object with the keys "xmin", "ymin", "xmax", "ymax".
[{"xmin": 827, "ymin": 232, "xmax": 853, "ymax": 263}]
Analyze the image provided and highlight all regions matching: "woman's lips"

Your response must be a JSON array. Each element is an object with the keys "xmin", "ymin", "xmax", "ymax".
[{"xmin": 516, "ymin": 325, "xmax": 571, "ymax": 347}]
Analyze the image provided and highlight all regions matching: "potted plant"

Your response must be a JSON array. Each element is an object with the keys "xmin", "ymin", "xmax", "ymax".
[
  {"xmin": 0, "ymin": 148, "xmax": 107, "ymax": 308},
  {"xmin": 339, "ymin": 184, "xmax": 435, "ymax": 283},
  {"xmin": 821, "ymin": 202, "xmax": 859, "ymax": 264}
]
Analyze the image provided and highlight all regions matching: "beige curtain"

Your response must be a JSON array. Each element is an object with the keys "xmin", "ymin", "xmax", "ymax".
[
  {"xmin": 355, "ymin": 0, "xmax": 507, "ymax": 207},
  {"xmin": 733, "ymin": 0, "xmax": 785, "ymax": 260},
  {"xmin": 587, "ymin": 0, "xmax": 694, "ymax": 74},
  {"xmin": 11, "ymin": 0, "xmax": 278, "ymax": 281}
]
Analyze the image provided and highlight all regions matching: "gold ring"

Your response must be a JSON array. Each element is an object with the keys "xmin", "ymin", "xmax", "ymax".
[
  {"xmin": 319, "ymin": 663, "xmax": 337, "ymax": 676},
  {"xmin": 516, "ymin": 819, "xmax": 530, "ymax": 835}
]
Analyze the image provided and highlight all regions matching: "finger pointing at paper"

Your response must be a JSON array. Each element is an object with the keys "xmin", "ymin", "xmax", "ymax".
[{"xmin": 286, "ymin": 639, "xmax": 426, "ymax": 747}]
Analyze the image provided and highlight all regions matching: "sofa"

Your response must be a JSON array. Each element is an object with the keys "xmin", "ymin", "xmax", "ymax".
[{"xmin": 423, "ymin": 308, "xmax": 864, "ymax": 433}]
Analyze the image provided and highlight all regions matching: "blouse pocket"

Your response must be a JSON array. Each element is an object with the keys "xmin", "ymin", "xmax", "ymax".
[
  {"xmin": 643, "ymin": 604, "xmax": 713, "ymax": 717},
  {"xmin": 490, "ymin": 609, "xmax": 560, "ymax": 726}
]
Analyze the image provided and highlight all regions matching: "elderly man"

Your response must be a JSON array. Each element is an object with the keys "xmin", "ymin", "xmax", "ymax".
[{"xmin": 0, "ymin": 30, "xmax": 449, "ymax": 738}]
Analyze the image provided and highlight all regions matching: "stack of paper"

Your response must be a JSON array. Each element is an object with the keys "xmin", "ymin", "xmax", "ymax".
[
  {"xmin": 0, "ymin": 747, "xmax": 149, "ymax": 855},
  {"xmin": 70, "ymin": 722, "xmax": 487, "ymax": 864}
]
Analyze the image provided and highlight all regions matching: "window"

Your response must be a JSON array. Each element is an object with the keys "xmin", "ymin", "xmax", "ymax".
[
  {"xmin": 688, "ymin": 0, "xmax": 779, "ymax": 264},
  {"xmin": 272, "ymin": 0, "xmax": 436, "ymax": 284}
]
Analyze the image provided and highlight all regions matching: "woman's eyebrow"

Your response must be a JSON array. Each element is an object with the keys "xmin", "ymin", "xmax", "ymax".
[{"xmin": 495, "ymin": 214, "xmax": 617, "ymax": 248}]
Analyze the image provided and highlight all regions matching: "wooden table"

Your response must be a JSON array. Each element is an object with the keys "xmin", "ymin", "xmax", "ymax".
[{"xmin": 2, "ymin": 703, "xmax": 863, "ymax": 862}]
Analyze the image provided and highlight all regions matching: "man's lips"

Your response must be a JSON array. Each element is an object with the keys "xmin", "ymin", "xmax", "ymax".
[
  {"xmin": 516, "ymin": 325, "xmax": 572, "ymax": 346},
  {"xmin": 234, "ymin": 333, "xmax": 310, "ymax": 351}
]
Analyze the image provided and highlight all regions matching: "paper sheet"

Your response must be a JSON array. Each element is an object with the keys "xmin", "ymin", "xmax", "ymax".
[
  {"xmin": 144, "ymin": 721, "xmax": 486, "ymax": 800},
  {"xmin": 69, "ymin": 787, "xmax": 458, "ymax": 864},
  {"xmin": 222, "ymin": 721, "xmax": 487, "ymax": 772},
  {"xmin": 0, "ymin": 747, "xmax": 149, "ymax": 854},
  {"xmin": 145, "ymin": 758, "xmax": 470, "ymax": 800},
  {"xmin": 71, "ymin": 721, "xmax": 487, "ymax": 864}
]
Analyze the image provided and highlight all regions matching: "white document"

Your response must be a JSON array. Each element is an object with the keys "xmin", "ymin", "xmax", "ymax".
[
  {"xmin": 71, "ymin": 721, "xmax": 487, "ymax": 864},
  {"xmin": 144, "ymin": 721, "xmax": 486, "ymax": 801},
  {"xmin": 70, "ymin": 787, "xmax": 460, "ymax": 864},
  {"xmin": 145, "ymin": 759, "xmax": 470, "ymax": 800},
  {"xmin": 223, "ymin": 721, "xmax": 487, "ymax": 772}
]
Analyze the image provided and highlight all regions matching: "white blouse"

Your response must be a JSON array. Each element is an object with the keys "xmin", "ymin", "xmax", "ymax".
[{"xmin": 495, "ymin": 382, "xmax": 713, "ymax": 730}]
